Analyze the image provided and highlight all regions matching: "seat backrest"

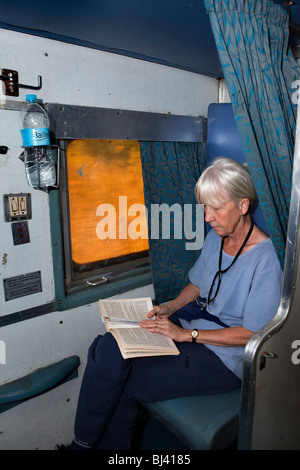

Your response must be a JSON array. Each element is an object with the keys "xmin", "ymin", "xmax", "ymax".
[{"xmin": 206, "ymin": 103, "xmax": 268, "ymax": 234}]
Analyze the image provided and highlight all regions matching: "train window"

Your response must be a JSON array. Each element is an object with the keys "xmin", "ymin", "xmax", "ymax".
[
  {"xmin": 53, "ymin": 139, "xmax": 151, "ymax": 305},
  {"xmin": 47, "ymin": 104, "xmax": 205, "ymax": 311},
  {"xmin": 67, "ymin": 139, "xmax": 148, "ymax": 266}
]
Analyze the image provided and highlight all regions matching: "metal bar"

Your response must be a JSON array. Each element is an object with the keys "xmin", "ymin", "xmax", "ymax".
[
  {"xmin": 45, "ymin": 103, "xmax": 207, "ymax": 143},
  {"xmin": 0, "ymin": 69, "xmax": 42, "ymax": 96},
  {"xmin": 238, "ymin": 99, "xmax": 300, "ymax": 450}
]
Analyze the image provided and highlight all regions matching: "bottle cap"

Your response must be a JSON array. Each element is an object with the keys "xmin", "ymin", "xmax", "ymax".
[{"xmin": 26, "ymin": 94, "xmax": 37, "ymax": 102}]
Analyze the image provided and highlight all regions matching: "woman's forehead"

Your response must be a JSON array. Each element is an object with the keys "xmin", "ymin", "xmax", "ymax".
[{"xmin": 200, "ymin": 187, "xmax": 230, "ymax": 206}]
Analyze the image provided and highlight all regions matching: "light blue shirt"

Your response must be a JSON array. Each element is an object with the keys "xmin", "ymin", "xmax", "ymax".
[{"xmin": 180, "ymin": 229, "xmax": 283, "ymax": 378}]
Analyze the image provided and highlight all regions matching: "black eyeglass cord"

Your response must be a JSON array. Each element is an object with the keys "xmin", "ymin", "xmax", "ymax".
[{"xmin": 207, "ymin": 219, "xmax": 254, "ymax": 305}]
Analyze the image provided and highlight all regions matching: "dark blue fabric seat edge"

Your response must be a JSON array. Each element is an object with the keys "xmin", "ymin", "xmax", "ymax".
[
  {"xmin": 141, "ymin": 387, "xmax": 241, "ymax": 450},
  {"xmin": 0, "ymin": 355, "xmax": 80, "ymax": 413}
]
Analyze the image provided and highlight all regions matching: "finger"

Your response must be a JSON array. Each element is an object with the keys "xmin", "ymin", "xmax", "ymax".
[
  {"xmin": 140, "ymin": 320, "xmax": 164, "ymax": 334},
  {"xmin": 146, "ymin": 307, "xmax": 159, "ymax": 318},
  {"xmin": 139, "ymin": 319, "xmax": 157, "ymax": 329}
]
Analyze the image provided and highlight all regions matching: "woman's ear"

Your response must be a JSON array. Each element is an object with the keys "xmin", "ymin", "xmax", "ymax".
[{"xmin": 240, "ymin": 198, "xmax": 250, "ymax": 215}]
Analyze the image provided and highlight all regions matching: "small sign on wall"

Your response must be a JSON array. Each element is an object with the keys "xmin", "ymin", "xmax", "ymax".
[{"xmin": 3, "ymin": 271, "xmax": 42, "ymax": 301}]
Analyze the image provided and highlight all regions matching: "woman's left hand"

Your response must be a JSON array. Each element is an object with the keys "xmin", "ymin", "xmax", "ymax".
[{"xmin": 139, "ymin": 317, "xmax": 186, "ymax": 342}]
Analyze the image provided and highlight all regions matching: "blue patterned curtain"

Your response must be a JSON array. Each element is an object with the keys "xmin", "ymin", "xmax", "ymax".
[
  {"xmin": 204, "ymin": 0, "xmax": 299, "ymax": 267},
  {"xmin": 139, "ymin": 142, "xmax": 205, "ymax": 303}
]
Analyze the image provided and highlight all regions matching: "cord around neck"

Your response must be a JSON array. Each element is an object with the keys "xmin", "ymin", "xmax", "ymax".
[
  {"xmin": 219, "ymin": 219, "xmax": 254, "ymax": 273},
  {"xmin": 207, "ymin": 219, "xmax": 254, "ymax": 305}
]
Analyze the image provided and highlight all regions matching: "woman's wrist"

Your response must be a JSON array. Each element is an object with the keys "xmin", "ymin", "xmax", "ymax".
[{"xmin": 166, "ymin": 300, "xmax": 184, "ymax": 316}]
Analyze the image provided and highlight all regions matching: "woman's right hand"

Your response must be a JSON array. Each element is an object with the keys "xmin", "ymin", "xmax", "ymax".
[
  {"xmin": 146, "ymin": 303, "xmax": 173, "ymax": 320},
  {"xmin": 146, "ymin": 283, "xmax": 200, "ymax": 321}
]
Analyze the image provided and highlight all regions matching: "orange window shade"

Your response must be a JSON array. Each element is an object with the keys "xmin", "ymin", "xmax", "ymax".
[{"xmin": 67, "ymin": 140, "xmax": 149, "ymax": 265}]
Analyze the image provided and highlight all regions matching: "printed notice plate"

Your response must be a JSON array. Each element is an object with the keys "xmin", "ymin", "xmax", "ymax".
[{"xmin": 3, "ymin": 271, "xmax": 42, "ymax": 301}]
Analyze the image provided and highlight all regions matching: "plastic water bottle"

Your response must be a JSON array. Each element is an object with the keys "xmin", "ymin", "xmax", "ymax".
[{"xmin": 20, "ymin": 94, "xmax": 56, "ymax": 188}]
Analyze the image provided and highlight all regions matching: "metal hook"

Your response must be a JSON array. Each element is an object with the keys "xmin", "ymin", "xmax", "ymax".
[{"xmin": 0, "ymin": 69, "xmax": 42, "ymax": 97}]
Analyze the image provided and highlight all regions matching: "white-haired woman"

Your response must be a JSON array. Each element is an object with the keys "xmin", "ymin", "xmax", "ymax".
[
  {"xmin": 143, "ymin": 157, "xmax": 273, "ymax": 360},
  {"xmin": 69, "ymin": 157, "xmax": 282, "ymax": 450}
]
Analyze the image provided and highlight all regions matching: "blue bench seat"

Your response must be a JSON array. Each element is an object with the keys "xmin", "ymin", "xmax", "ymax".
[
  {"xmin": 141, "ymin": 387, "xmax": 241, "ymax": 450},
  {"xmin": 0, "ymin": 355, "xmax": 80, "ymax": 414}
]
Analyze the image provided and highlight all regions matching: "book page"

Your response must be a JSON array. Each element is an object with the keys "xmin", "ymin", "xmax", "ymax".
[
  {"xmin": 111, "ymin": 327, "xmax": 178, "ymax": 351},
  {"xmin": 99, "ymin": 297, "xmax": 153, "ymax": 324},
  {"xmin": 99, "ymin": 297, "xmax": 180, "ymax": 358}
]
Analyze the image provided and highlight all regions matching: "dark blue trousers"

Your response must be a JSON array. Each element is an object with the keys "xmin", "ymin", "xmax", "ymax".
[{"xmin": 72, "ymin": 301, "xmax": 241, "ymax": 450}]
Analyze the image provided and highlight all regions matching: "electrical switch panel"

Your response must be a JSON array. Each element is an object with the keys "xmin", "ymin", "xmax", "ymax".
[{"xmin": 3, "ymin": 193, "xmax": 32, "ymax": 222}]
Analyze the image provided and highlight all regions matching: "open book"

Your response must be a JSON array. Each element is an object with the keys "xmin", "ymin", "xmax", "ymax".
[{"xmin": 99, "ymin": 297, "xmax": 180, "ymax": 359}]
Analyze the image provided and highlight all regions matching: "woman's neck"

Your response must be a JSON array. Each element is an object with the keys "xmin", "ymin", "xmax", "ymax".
[{"xmin": 223, "ymin": 216, "xmax": 253, "ymax": 255}]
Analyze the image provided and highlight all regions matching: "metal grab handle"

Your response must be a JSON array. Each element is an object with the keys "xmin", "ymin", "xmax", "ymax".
[{"xmin": 87, "ymin": 277, "xmax": 109, "ymax": 286}]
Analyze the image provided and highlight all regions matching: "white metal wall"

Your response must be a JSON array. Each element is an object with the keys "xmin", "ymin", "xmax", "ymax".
[{"xmin": 0, "ymin": 28, "xmax": 218, "ymax": 449}]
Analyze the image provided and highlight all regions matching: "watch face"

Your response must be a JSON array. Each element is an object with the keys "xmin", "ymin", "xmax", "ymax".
[{"xmin": 192, "ymin": 330, "xmax": 198, "ymax": 338}]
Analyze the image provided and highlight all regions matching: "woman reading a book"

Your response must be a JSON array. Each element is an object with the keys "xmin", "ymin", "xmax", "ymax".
[{"xmin": 69, "ymin": 157, "xmax": 282, "ymax": 450}]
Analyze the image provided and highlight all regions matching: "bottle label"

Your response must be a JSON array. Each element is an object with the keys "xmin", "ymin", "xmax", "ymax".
[{"xmin": 21, "ymin": 128, "xmax": 50, "ymax": 147}]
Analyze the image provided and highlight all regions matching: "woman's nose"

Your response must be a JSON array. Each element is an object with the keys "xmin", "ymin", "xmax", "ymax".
[{"xmin": 204, "ymin": 206, "xmax": 214, "ymax": 222}]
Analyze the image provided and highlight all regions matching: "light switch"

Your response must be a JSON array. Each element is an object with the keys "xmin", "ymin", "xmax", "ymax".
[
  {"xmin": 8, "ymin": 196, "xmax": 19, "ymax": 217},
  {"xmin": 18, "ymin": 196, "xmax": 27, "ymax": 216},
  {"xmin": 3, "ymin": 193, "xmax": 31, "ymax": 221}
]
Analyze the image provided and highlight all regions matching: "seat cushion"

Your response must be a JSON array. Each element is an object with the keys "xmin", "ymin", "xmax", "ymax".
[{"xmin": 142, "ymin": 388, "xmax": 241, "ymax": 450}]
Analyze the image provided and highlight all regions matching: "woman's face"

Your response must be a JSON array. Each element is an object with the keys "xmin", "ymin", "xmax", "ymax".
[{"xmin": 204, "ymin": 199, "xmax": 247, "ymax": 237}]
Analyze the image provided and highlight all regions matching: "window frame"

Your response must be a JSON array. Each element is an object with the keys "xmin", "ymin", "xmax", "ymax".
[
  {"xmin": 49, "ymin": 140, "xmax": 152, "ymax": 311},
  {"xmin": 46, "ymin": 103, "xmax": 206, "ymax": 311}
]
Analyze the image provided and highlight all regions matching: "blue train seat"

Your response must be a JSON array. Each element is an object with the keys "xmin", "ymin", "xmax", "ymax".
[
  {"xmin": 140, "ymin": 103, "xmax": 264, "ymax": 450},
  {"xmin": 142, "ymin": 388, "xmax": 241, "ymax": 450},
  {"xmin": 0, "ymin": 356, "xmax": 80, "ymax": 414}
]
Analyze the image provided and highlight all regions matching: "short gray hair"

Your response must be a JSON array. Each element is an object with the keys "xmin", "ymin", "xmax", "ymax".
[{"xmin": 195, "ymin": 157, "xmax": 257, "ymax": 210}]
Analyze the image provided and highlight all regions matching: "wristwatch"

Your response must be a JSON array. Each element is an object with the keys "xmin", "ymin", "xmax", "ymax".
[{"xmin": 191, "ymin": 329, "xmax": 198, "ymax": 343}]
